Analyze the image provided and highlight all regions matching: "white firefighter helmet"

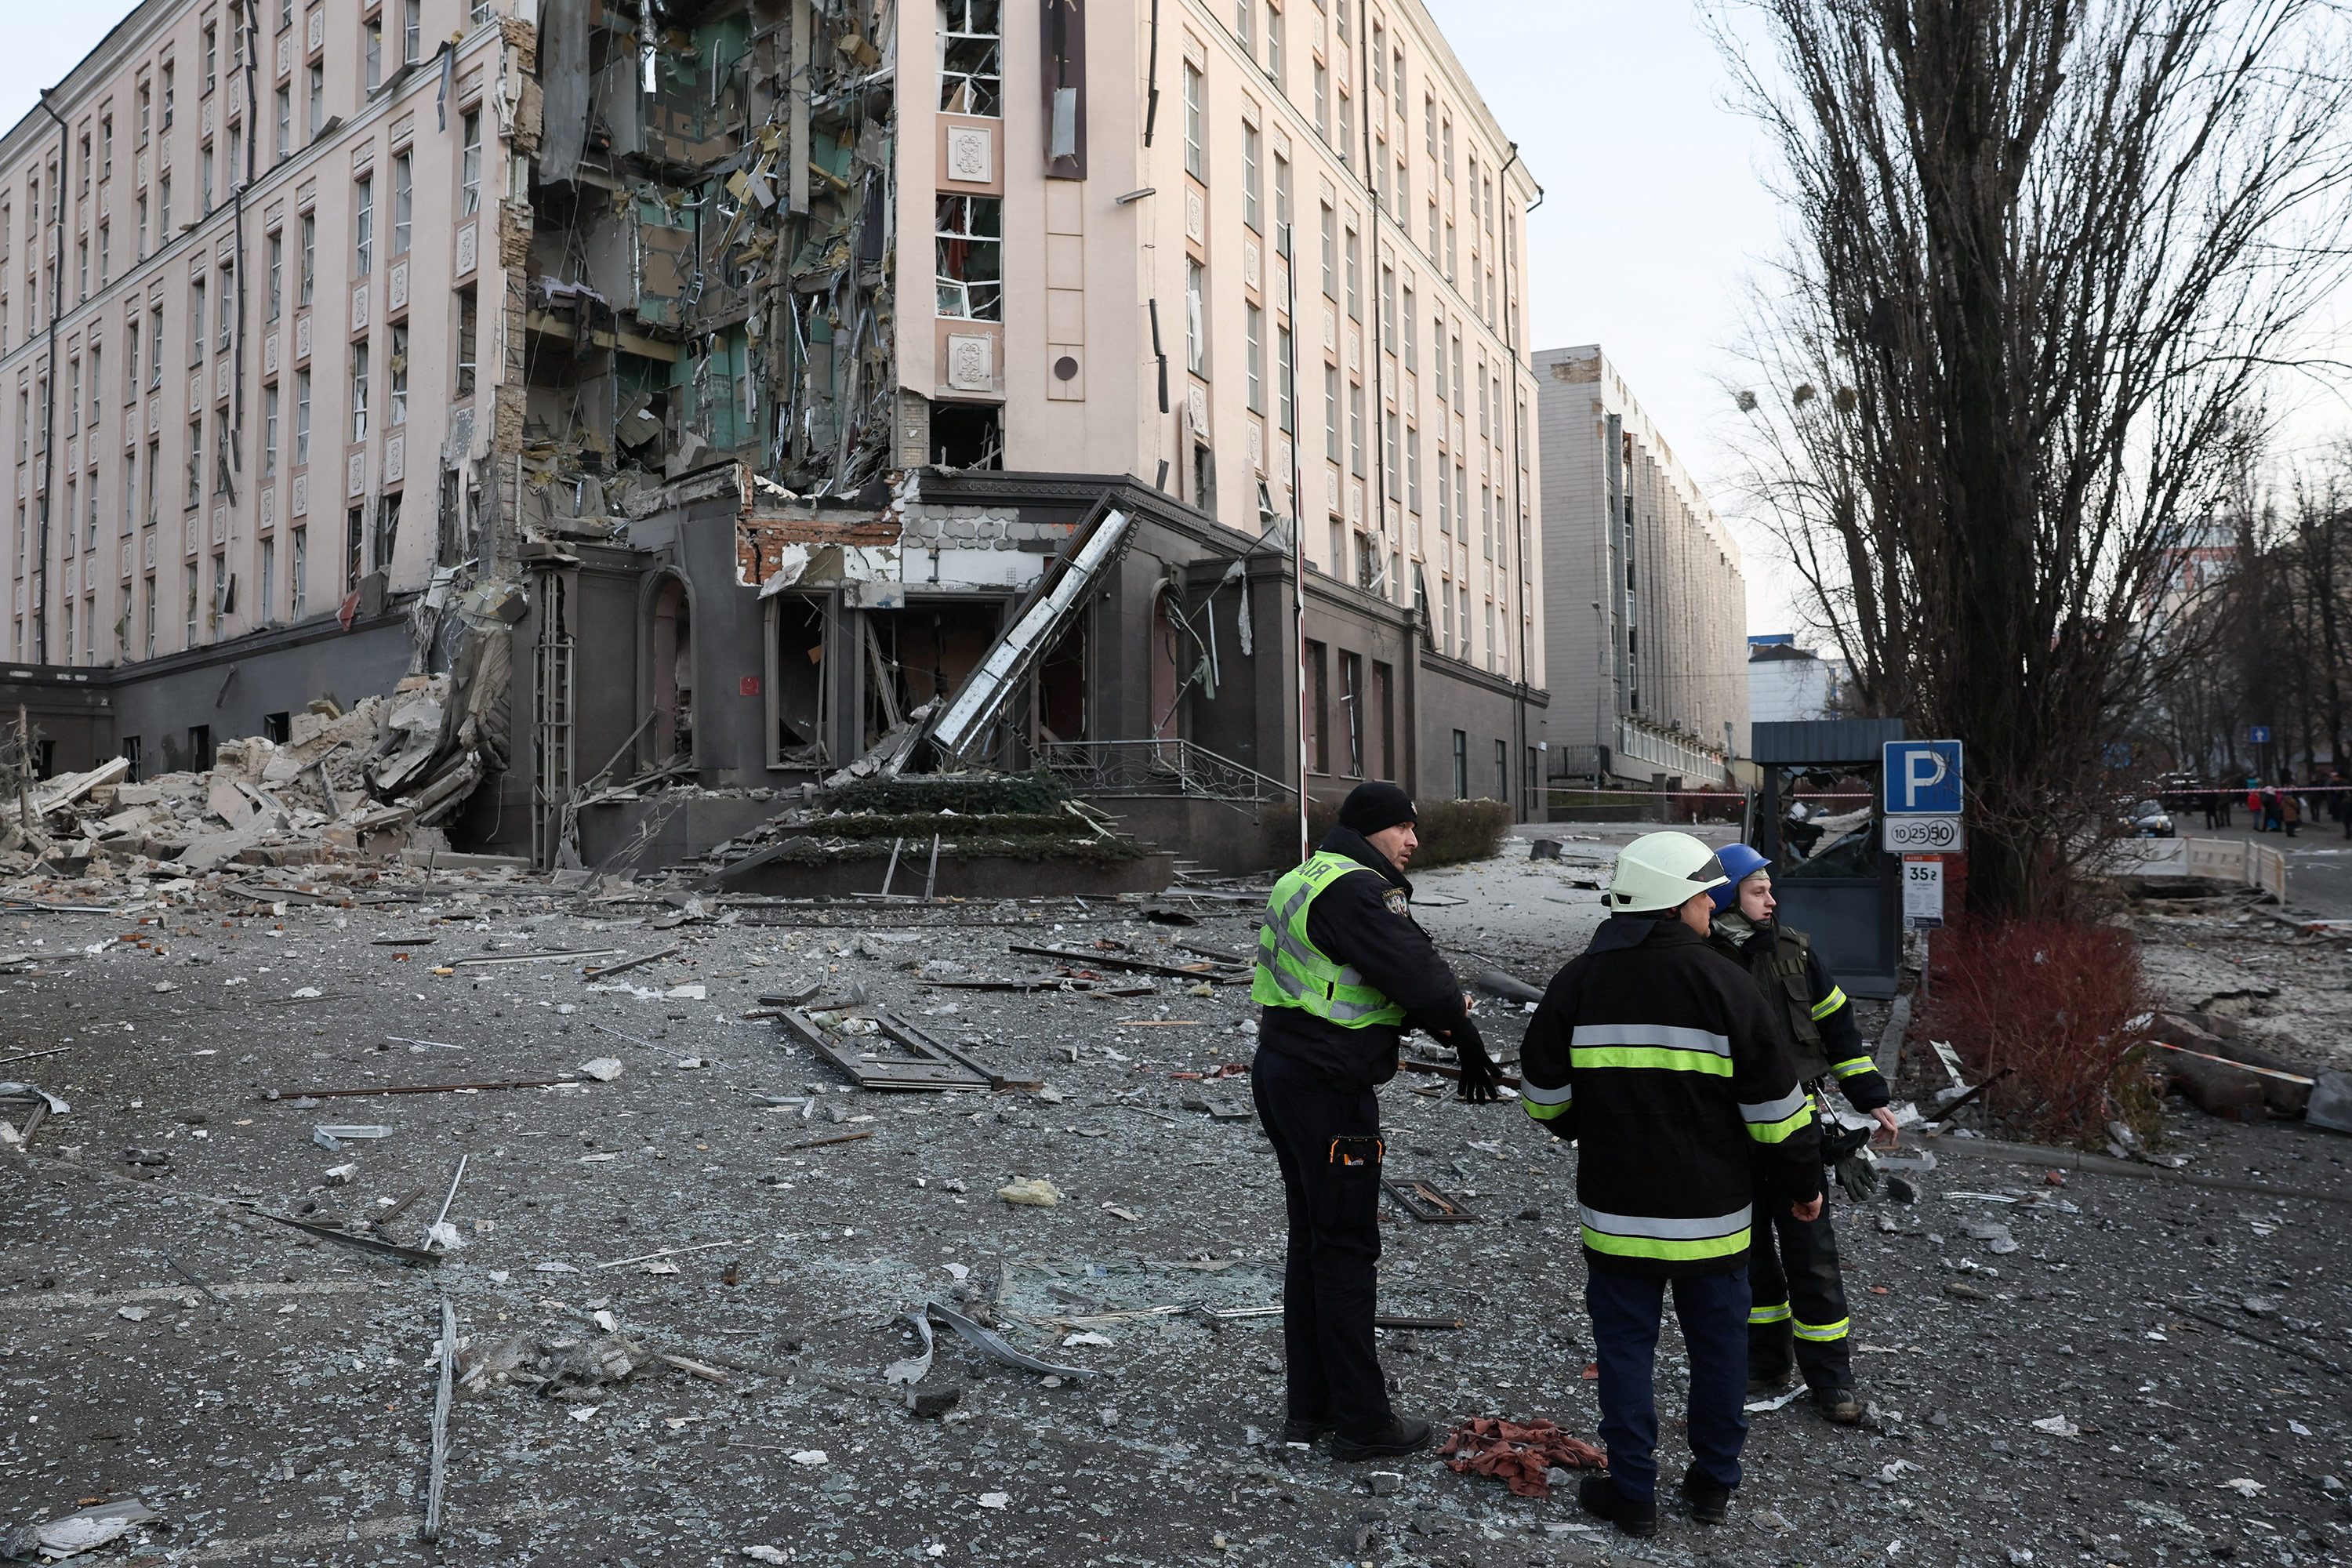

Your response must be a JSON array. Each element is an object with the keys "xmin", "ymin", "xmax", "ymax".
[{"xmin": 1608, "ymin": 831, "xmax": 1731, "ymax": 914}]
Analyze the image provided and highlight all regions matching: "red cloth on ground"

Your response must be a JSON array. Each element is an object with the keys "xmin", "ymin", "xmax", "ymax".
[{"xmin": 1436, "ymin": 1417, "xmax": 1608, "ymax": 1498}]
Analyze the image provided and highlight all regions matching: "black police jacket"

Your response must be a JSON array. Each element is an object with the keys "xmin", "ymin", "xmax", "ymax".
[{"xmin": 1254, "ymin": 826, "xmax": 1469, "ymax": 1087}]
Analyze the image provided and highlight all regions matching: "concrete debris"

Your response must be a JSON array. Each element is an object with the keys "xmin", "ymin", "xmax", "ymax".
[
  {"xmin": 0, "ymin": 1499, "xmax": 160, "ymax": 1561},
  {"xmin": 6, "ymin": 820, "xmax": 2350, "ymax": 1563},
  {"xmin": 456, "ymin": 1330, "xmax": 655, "ymax": 1399},
  {"xmin": 996, "ymin": 1178, "xmax": 1061, "ymax": 1207},
  {"xmin": 1, "ymin": 661, "xmax": 511, "ymax": 884}
]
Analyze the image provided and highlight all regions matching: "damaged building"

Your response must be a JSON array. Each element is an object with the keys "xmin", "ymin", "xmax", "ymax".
[{"xmin": 0, "ymin": 0, "xmax": 1548, "ymax": 873}]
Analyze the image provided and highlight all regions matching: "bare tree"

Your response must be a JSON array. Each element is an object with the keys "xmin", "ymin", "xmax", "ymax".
[{"xmin": 1716, "ymin": 0, "xmax": 2352, "ymax": 916}]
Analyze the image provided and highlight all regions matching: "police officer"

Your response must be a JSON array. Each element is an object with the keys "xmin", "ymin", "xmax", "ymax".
[
  {"xmin": 1704, "ymin": 843, "xmax": 1897, "ymax": 1425},
  {"xmin": 1250, "ymin": 780, "xmax": 1501, "ymax": 1461},
  {"xmin": 1519, "ymin": 831, "xmax": 1822, "ymax": 1537}
]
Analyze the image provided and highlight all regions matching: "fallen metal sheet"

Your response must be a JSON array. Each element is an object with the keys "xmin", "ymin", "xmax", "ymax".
[
  {"xmin": 1383, "ymin": 1178, "xmax": 1481, "ymax": 1223},
  {"xmin": 786, "ymin": 1131, "xmax": 873, "ymax": 1151},
  {"xmin": 776, "ymin": 1007, "xmax": 1004, "ymax": 1091},
  {"xmin": 927, "ymin": 509, "xmax": 1134, "ymax": 770},
  {"xmin": 925, "ymin": 1300, "xmax": 1104, "ymax": 1380},
  {"xmin": 1007, "ymin": 942, "xmax": 1247, "ymax": 982},
  {"xmin": 285, "ymin": 1077, "xmax": 575, "ymax": 1099},
  {"xmin": 423, "ymin": 1297, "xmax": 457, "ymax": 1544},
  {"xmin": 0, "ymin": 1499, "xmax": 160, "ymax": 1561},
  {"xmin": 223, "ymin": 881, "xmax": 336, "ymax": 906},
  {"xmin": 165, "ymin": 1254, "xmax": 233, "ymax": 1310},
  {"xmin": 582, "ymin": 946, "xmax": 681, "ymax": 978},
  {"xmin": 883, "ymin": 1310, "xmax": 935, "ymax": 1385},
  {"xmin": 249, "ymin": 1208, "xmax": 442, "ymax": 1265},
  {"xmin": 448, "ymin": 947, "xmax": 626, "ymax": 968}
]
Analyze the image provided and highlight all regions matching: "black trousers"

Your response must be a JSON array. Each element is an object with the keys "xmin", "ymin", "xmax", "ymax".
[
  {"xmin": 1251, "ymin": 1044, "xmax": 1392, "ymax": 1436},
  {"xmin": 1747, "ymin": 1180, "xmax": 1851, "ymax": 1392}
]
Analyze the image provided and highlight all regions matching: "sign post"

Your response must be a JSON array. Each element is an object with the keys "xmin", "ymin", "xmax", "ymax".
[{"xmin": 1884, "ymin": 741, "xmax": 1964, "ymax": 942}]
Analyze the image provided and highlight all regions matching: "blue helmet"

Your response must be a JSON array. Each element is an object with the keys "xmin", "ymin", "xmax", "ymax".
[{"xmin": 1708, "ymin": 842, "xmax": 1771, "ymax": 910}]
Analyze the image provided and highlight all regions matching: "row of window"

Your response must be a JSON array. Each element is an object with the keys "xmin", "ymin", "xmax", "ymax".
[{"xmin": 1204, "ymin": 1, "xmax": 1519, "ymax": 331}]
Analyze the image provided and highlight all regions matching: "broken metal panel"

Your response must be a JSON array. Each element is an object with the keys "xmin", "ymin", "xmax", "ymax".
[
  {"xmin": 927, "ymin": 508, "xmax": 1134, "ymax": 768},
  {"xmin": 1040, "ymin": 1, "xmax": 1087, "ymax": 180},
  {"xmin": 539, "ymin": 0, "xmax": 596, "ymax": 185}
]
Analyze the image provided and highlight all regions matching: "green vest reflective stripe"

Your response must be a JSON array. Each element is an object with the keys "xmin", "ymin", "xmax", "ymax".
[{"xmin": 1250, "ymin": 851, "xmax": 1409, "ymax": 1029}]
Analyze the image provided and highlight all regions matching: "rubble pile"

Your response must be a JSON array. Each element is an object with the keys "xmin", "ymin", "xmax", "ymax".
[
  {"xmin": 1, "ymin": 823, "xmax": 2347, "ymax": 1563},
  {"xmin": 0, "ymin": 670, "xmax": 506, "ymax": 881},
  {"xmin": 695, "ymin": 771, "xmax": 1156, "ymax": 887}
]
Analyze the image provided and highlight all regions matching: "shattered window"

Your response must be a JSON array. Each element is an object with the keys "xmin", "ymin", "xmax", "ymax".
[
  {"xmin": 392, "ymin": 152, "xmax": 412, "ymax": 256},
  {"xmin": 939, "ymin": 0, "xmax": 1002, "ymax": 117},
  {"xmin": 350, "ymin": 341, "xmax": 368, "ymax": 444},
  {"xmin": 935, "ymin": 194, "xmax": 1001, "ymax": 321},
  {"xmin": 389, "ymin": 322, "xmax": 408, "ymax": 426},
  {"xmin": 1242, "ymin": 123, "xmax": 1260, "ymax": 231},
  {"xmin": 1245, "ymin": 302, "xmax": 1261, "ymax": 412},
  {"xmin": 1184, "ymin": 65, "xmax": 1203, "ymax": 181},
  {"xmin": 354, "ymin": 177, "xmax": 373, "ymax": 277},
  {"xmin": 455, "ymin": 289, "xmax": 477, "ymax": 397},
  {"xmin": 1276, "ymin": 321, "xmax": 1294, "ymax": 433},
  {"xmin": 1185, "ymin": 260, "xmax": 1205, "ymax": 376},
  {"xmin": 460, "ymin": 112, "xmax": 481, "ymax": 216}
]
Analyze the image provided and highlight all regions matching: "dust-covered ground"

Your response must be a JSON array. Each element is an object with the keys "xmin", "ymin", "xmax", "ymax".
[{"xmin": 2, "ymin": 836, "xmax": 2350, "ymax": 1568}]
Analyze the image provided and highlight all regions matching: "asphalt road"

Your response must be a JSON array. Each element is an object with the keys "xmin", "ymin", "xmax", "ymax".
[{"xmin": 2147, "ymin": 821, "xmax": 2352, "ymax": 918}]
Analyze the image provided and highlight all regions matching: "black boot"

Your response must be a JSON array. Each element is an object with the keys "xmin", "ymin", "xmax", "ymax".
[
  {"xmin": 1330, "ymin": 1414, "xmax": 1432, "ymax": 1461},
  {"xmin": 1813, "ymin": 1385, "xmax": 1864, "ymax": 1425},
  {"xmin": 1577, "ymin": 1474, "xmax": 1658, "ymax": 1539},
  {"xmin": 1678, "ymin": 1465, "xmax": 1733, "ymax": 1526},
  {"xmin": 1278, "ymin": 1414, "xmax": 1335, "ymax": 1446}
]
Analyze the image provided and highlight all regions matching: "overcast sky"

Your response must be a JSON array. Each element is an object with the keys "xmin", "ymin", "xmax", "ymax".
[{"xmin": 1, "ymin": 2, "xmax": 1812, "ymax": 630}]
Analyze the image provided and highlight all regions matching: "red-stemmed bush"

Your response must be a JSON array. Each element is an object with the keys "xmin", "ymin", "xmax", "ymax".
[{"xmin": 1914, "ymin": 916, "xmax": 2156, "ymax": 1145}]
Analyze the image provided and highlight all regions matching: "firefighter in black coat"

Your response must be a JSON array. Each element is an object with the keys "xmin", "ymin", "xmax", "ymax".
[{"xmin": 1704, "ymin": 843, "xmax": 1899, "ymax": 1424}]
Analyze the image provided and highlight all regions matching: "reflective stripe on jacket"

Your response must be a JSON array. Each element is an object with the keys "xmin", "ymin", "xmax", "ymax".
[{"xmin": 1250, "ymin": 851, "xmax": 1409, "ymax": 1029}]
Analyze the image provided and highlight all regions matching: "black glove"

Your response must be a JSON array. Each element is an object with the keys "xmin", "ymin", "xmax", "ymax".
[{"xmin": 1447, "ymin": 1014, "xmax": 1502, "ymax": 1104}]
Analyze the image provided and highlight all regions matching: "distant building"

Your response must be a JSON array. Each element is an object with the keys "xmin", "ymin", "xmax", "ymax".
[
  {"xmin": 1535, "ymin": 344, "xmax": 1745, "ymax": 783},
  {"xmin": 1748, "ymin": 637, "xmax": 1847, "ymax": 725}
]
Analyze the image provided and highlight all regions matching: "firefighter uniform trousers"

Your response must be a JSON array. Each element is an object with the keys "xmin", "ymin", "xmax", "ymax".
[{"xmin": 1748, "ymin": 1152, "xmax": 1850, "ymax": 1391}]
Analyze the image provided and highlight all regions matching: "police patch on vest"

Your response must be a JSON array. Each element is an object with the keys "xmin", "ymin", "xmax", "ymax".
[{"xmin": 1384, "ymin": 889, "xmax": 1410, "ymax": 916}]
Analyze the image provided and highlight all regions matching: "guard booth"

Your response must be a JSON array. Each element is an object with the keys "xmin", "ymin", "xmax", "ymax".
[{"xmin": 1749, "ymin": 718, "xmax": 1906, "ymax": 1000}]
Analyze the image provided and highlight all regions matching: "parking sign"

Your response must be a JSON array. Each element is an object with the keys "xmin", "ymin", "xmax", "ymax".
[{"xmin": 1882, "ymin": 740, "xmax": 1965, "ymax": 815}]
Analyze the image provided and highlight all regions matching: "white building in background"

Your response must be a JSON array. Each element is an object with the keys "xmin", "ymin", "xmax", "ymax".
[
  {"xmin": 1535, "ymin": 343, "xmax": 1745, "ymax": 784},
  {"xmin": 1747, "ymin": 634, "xmax": 1848, "ymax": 724}
]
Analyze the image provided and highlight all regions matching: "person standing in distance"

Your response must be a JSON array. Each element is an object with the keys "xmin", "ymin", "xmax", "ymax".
[
  {"xmin": 1518, "ymin": 832, "xmax": 1823, "ymax": 1537},
  {"xmin": 1250, "ymin": 781, "xmax": 1502, "ymax": 1462},
  {"xmin": 1703, "ymin": 843, "xmax": 1897, "ymax": 1424}
]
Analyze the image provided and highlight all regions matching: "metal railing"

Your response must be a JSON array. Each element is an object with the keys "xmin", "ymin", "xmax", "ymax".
[{"xmin": 1040, "ymin": 739, "xmax": 1294, "ymax": 805}]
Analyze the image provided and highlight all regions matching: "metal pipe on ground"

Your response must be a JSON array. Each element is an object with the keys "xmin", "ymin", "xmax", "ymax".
[{"xmin": 1922, "ymin": 1134, "xmax": 2352, "ymax": 1206}]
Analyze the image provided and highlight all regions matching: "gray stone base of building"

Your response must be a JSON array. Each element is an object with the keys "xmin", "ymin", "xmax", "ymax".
[{"xmin": 27, "ymin": 467, "xmax": 1547, "ymax": 880}]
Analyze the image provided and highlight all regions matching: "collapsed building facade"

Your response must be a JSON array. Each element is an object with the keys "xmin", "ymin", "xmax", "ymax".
[{"xmin": 0, "ymin": 0, "xmax": 1548, "ymax": 873}]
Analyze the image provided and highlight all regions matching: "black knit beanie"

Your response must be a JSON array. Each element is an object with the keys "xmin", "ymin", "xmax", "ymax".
[{"xmin": 1338, "ymin": 781, "xmax": 1417, "ymax": 837}]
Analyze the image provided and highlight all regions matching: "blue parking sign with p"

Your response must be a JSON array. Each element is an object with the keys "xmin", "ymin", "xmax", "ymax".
[{"xmin": 1882, "ymin": 741, "xmax": 1964, "ymax": 815}]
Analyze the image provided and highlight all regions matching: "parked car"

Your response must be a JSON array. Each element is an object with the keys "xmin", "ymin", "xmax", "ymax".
[{"xmin": 2122, "ymin": 798, "xmax": 2176, "ymax": 837}]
